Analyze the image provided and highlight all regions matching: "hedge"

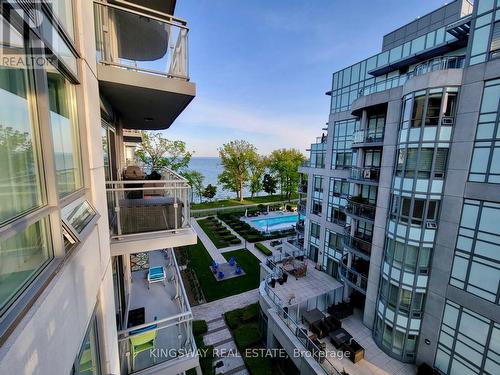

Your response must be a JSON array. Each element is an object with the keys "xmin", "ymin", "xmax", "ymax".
[
  {"xmin": 255, "ymin": 242, "xmax": 272, "ymax": 256},
  {"xmin": 234, "ymin": 323, "xmax": 262, "ymax": 349},
  {"xmin": 193, "ymin": 320, "xmax": 208, "ymax": 336}
]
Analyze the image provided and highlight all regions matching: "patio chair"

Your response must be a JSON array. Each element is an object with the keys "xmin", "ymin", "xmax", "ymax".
[
  {"xmin": 130, "ymin": 327, "xmax": 157, "ymax": 371},
  {"xmin": 147, "ymin": 266, "xmax": 166, "ymax": 289},
  {"xmin": 235, "ymin": 265, "xmax": 242, "ymax": 274},
  {"xmin": 229, "ymin": 256, "xmax": 236, "ymax": 266},
  {"xmin": 218, "ymin": 271, "xmax": 225, "ymax": 279}
]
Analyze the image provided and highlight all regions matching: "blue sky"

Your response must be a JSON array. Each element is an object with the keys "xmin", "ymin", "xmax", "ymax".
[{"xmin": 165, "ymin": 0, "xmax": 449, "ymax": 157}]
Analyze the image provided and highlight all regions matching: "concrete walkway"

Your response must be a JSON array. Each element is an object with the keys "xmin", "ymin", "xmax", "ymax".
[
  {"xmin": 202, "ymin": 316, "xmax": 249, "ymax": 375},
  {"xmin": 191, "ymin": 218, "xmax": 227, "ymax": 264},
  {"xmin": 192, "ymin": 289, "xmax": 260, "ymax": 321}
]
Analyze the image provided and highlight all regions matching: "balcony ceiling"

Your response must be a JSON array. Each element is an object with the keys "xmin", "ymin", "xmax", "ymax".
[
  {"xmin": 126, "ymin": 0, "xmax": 176, "ymax": 15},
  {"xmin": 98, "ymin": 64, "xmax": 195, "ymax": 130}
]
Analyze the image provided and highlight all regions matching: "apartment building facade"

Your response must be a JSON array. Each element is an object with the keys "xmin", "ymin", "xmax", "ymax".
[
  {"xmin": 299, "ymin": 0, "xmax": 500, "ymax": 373},
  {"xmin": 0, "ymin": 1, "xmax": 199, "ymax": 374}
]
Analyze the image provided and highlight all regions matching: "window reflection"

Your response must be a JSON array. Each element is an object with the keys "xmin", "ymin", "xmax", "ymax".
[
  {"xmin": 47, "ymin": 66, "xmax": 83, "ymax": 197},
  {"xmin": 0, "ymin": 20, "xmax": 44, "ymax": 224}
]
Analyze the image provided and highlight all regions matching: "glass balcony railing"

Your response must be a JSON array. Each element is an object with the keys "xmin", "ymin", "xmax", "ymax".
[
  {"xmin": 94, "ymin": 1, "xmax": 189, "ymax": 80},
  {"xmin": 359, "ymin": 55, "xmax": 465, "ymax": 97},
  {"xmin": 261, "ymin": 273, "xmax": 343, "ymax": 375},
  {"xmin": 349, "ymin": 166, "xmax": 380, "ymax": 183},
  {"xmin": 346, "ymin": 198, "xmax": 376, "ymax": 221},
  {"xmin": 339, "ymin": 260, "xmax": 368, "ymax": 294},
  {"xmin": 352, "ymin": 129, "xmax": 384, "ymax": 145},
  {"xmin": 106, "ymin": 169, "xmax": 191, "ymax": 240},
  {"xmin": 117, "ymin": 250, "xmax": 196, "ymax": 374}
]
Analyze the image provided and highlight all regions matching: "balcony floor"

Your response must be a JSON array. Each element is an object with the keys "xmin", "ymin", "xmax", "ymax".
[
  {"xmin": 124, "ymin": 250, "xmax": 190, "ymax": 372},
  {"xmin": 272, "ymin": 260, "xmax": 343, "ymax": 306}
]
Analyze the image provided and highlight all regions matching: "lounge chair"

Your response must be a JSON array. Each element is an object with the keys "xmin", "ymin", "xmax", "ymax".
[
  {"xmin": 129, "ymin": 326, "xmax": 157, "ymax": 371},
  {"xmin": 147, "ymin": 266, "xmax": 166, "ymax": 288}
]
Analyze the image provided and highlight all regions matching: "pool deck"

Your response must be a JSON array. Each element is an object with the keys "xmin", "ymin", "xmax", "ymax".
[{"xmin": 241, "ymin": 211, "xmax": 299, "ymax": 233}]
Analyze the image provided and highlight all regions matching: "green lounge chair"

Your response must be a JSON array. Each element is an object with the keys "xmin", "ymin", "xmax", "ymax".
[{"xmin": 130, "ymin": 328, "xmax": 157, "ymax": 371}]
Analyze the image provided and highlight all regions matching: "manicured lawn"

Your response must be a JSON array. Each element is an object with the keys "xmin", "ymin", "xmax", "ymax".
[
  {"xmin": 187, "ymin": 241, "xmax": 261, "ymax": 302},
  {"xmin": 197, "ymin": 218, "xmax": 241, "ymax": 248},
  {"xmin": 191, "ymin": 193, "xmax": 298, "ymax": 210}
]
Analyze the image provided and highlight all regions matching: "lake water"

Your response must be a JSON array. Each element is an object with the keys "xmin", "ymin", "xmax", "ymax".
[{"xmin": 189, "ymin": 157, "xmax": 255, "ymax": 200}]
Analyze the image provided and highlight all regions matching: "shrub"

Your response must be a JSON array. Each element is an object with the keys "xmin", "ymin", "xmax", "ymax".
[
  {"xmin": 255, "ymin": 243, "xmax": 272, "ymax": 256},
  {"xmin": 224, "ymin": 309, "xmax": 242, "ymax": 329},
  {"xmin": 193, "ymin": 320, "xmax": 208, "ymax": 336},
  {"xmin": 230, "ymin": 238, "xmax": 242, "ymax": 244},
  {"xmin": 241, "ymin": 303, "xmax": 259, "ymax": 322},
  {"xmin": 234, "ymin": 323, "xmax": 262, "ymax": 349}
]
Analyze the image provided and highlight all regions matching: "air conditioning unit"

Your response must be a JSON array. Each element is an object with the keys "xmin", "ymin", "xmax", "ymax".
[
  {"xmin": 442, "ymin": 117, "xmax": 454, "ymax": 125},
  {"xmin": 363, "ymin": 169, "xmax": 371, "ymax": 179},
  {"xmin": 426, "ymin": 221, "xmax": 437, "ymax": 229}
]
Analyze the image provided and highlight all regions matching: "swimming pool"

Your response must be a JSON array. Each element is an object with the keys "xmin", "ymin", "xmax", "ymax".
[{"xmin": 250, "ymin": 213, "xmax": 301, "ymax": 232}]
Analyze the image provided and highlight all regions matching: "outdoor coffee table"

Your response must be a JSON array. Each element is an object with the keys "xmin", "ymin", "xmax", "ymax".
[
  {"xmin": 329, "ymin": 328, "xmax": 352, "ymax": 348},
  {"xmin": 302, "ymin": 308, "xmax": 325, "ymax": 326}
]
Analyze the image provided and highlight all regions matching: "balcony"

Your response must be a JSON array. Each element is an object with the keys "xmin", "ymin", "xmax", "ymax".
[
  {"xmin": 359, "ymin": 55, "xmax": 465, "ymax": 97},
  {"xmin": 298, "ymin": 183, "xmax": 308, "ymax": 194},
  {"xmin": 349, "ymin": 167, "xmax": 380, "ymax": 184},
  {"xmin": 339, "ymin": 256, "xmax": 368, "ymax": 294},
  {"xmin": 345, "ymin": 197, "xmax": 376, "ymax": 222},
  {"xmin": 118, "ymin": 249, "xmax": 198, "ymax": 374},
  {"xmin": 352, "ymin": 129, "xmax": 384, "ymax": 147},
  {"xmin": 94, "ymin": 1, "xmax": 195, "ymax": 130},
  {"xmin": 342, "ymin": 228, "xmax": 372, "ymax": 260},
  {"xmin": 106, "ymin": 169, "xmax": 197, "ymax": 255}
]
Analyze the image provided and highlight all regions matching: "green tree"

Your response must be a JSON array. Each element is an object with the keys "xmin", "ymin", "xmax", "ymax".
[
  {"xmin": 202, "ymin": 184, "xmax": 217, "ymax": 202},
  {"xmin": 136, "ymin": 131, "xmax": 192, "ymax": 173},
  {"xmin": 217, "ymin": 140, "xmax": 258, "ymax": 202},
  {"xmin": 268, "ymin": 148, "xmax": 304, "ymax": 201},
  {"xmin": 248, "ymin": 155, "xmax": 267, "ymax": 198},
  {"xmin": 183, "ymin": 170, "xmax": 205, "ymax": 203},
  {"xmin": 262, "ymin": 173, "xmax": 277, "ymax": 195}
]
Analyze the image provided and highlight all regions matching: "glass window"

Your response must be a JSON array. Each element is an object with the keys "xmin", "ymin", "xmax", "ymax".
[
  {"xmin": 72, "ymin": 314, "xmax": 101, "ymax": 375},
  {"xmin": 490, "ymin": 21, "xmax": 500, "ymax": 58},
  {"xmin": 0, "ymin": 218, "xmax": 53, "ymax": 315},
  {"xmin": 411, "ymin": 94, "xmax": 425, "ymax": 128},
  {"xmin": 425, "ymin": 92, "xmax": 443, "ymax": 126},
  {"xmin": 47, "ymin": 65, "xmax": 83, "ymax": 197},
  {"xmin": 0, "ymin": 20, "xmax": 44, "ymax": 224},
  {"xmin": 46, "ymin": 0, "xmax": 75, "ymax": 40}
]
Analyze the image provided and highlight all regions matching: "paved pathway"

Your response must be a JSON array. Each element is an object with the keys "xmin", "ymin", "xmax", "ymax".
[
  {"xmin": 191, "ymin": 218, "xmax": 227, "ymax": 264},
  {"xmin": 192, "ymin": 289, "xmax": 260, "ymax": 321}
]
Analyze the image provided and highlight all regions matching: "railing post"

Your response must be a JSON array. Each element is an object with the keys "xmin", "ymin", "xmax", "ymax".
[
  {"xmin": 173, "ymin": 181, "xmax": 179, "ymax": 231},
  {"xmin": 114, "ymin": 183, "xmax": 122, "ymax": 237}
]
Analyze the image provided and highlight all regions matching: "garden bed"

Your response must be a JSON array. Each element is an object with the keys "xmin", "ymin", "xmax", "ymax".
[{"xmin": 197, "ymin": 217, "xmax": 242, "ymax": 248}]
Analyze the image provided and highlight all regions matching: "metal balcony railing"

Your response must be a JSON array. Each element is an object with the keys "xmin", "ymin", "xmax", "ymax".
[
  {"xmin": 349, "ymin": 166, "xmax": 380, "ymax": 182},
  {"xmin": 339, "ymin": 261, "xmax": 368, "ymax": 294},
  {"xmin": 346, "ymin": 198, "xmax": 376, "ymax": 221},
  {"xmin": 359, "ymin": 55, "xmax": 465, "ymax": 97},
  {"xmin": 352, "ymin": 129, "xmax": 384, "ymax": 145},
  {"xmin": 342, "ymin": 227, "xmax": 372, "ymax": 258},
  {"xmin": 106, "ymin": 169, "xmax": 191, "ymax": 240},
  {"xmin": 94, "ymin": 0, "xmax": 189, "ymax": 80},
  {"xmin": 407, "ymin": 55, "xmax": 465, "ymax": 79}
]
